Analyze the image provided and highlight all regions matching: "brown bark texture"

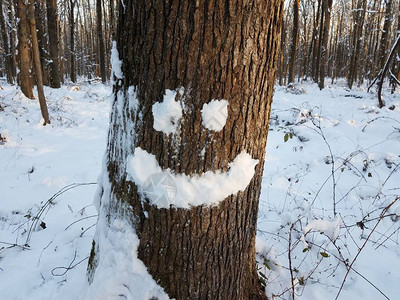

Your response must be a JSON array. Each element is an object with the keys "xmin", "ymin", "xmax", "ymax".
[
  {"xmin": 17, "ymin": 0, "xmax": 33, "ymax": 99},
  {"xmin": 89, "ymin": 0, "xmax": 283, "ymax": 299}
]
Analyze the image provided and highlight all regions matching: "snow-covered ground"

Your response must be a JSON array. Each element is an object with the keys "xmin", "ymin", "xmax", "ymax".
[
  {"xmin": 0, "ymin": 78, "xmax": 399, "ymax": 299},
  {"xmin": 0, "ymin": 81, "xmax": 110, "ymax": 299}
]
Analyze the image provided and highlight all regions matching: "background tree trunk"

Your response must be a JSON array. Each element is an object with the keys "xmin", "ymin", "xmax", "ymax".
[
  {"xmin": 34, "ymin": 0, "xmax": 49, "ymax": 87},
  {"xmin": 46, "ymin": 0, "xmax": 61, "ymax": 88},
  {"xmin": 17, "ymin": 0, "xmax": 33, "ymax": 99},
  {"xmin": 378, "ymin": 0, "xmax": 392, "ymax": 77},
  {"xmin": 312, "ymin": 0, "xmax": 322, "ymax": 82},
  {"xmin": 88, "ymin": 0, "xmax": 283, "ymax": 299},
  {"xmin": 390, "ymin": 0, "xmax": 400, "ymax": 93},
  {"xmin": 96, "ymin": 0, "xmax": 106, "ymax": 83},
  {"xmin": 7, "ymin": 0, "xmax": 17, "ymax": 81},
  {"xmin": 0, "ymin": 0, "xmax": 14, "ymax": 84},
  {"xmin": 28, "ymin": 0, "xmax": 50, "ymax": 125},
  {"xmin": 348, "ymin": 0, "xmax": 367, "ymax": 89},
  {"xmin": 318, "ymin": 0, "xmax": 333, "ymax": 89},
  {"xmin": 69, "ymin": 0, "xmax": 76, "ymax": 83},
  {"xmin": 288, "ymin": 0, "xmax": 299, "ymax": 84}
]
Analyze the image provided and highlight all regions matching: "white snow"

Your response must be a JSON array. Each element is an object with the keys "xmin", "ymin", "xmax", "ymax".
[
  {"xmin": 201, "ymin": 99, "xmax": 229, "ymax": 131},
  {"xmin": 304, "ymin": 218, "xmax": 341, "ymax": 240},
  {"xmin": 126, "ymin": 147, "xmax": 259, "ymax": 208},
  {"xmin": 257, "ymin": 81, "xmax": 400, "ymax": 300},
  {"xmin": 152, "ymin": 89, "xmax": 183, "ymax": 134}
]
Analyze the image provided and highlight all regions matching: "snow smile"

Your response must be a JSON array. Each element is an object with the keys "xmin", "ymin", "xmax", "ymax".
[
  {"xmin": 126, "ymin": 148, "xmax": 258, "ymax": 209},
  {"xmin": 126, "ymin": 89, "xmax": 259, "ymax": 209}
]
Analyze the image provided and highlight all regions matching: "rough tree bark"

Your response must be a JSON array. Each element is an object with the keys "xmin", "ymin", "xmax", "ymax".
[
  {"xmin": 87, "ymin": 0, "xmax": 283, "ymax": 299},
  {"xmin": 28, "ymin": 0, "xmax": 50, "ymax": 125},
  {"xmin": 96, "ymin": 0, "xmax": 106, "ymax": 83},
  {"xmin": 279, "ymin": 16, "xmax": 286, "ymax": 86},
  {"xmin": 46, "ymin": 0, "xmax": 61, "ymax": 88},
  {"xmin": 17, "ymin": 0, "xmax": 33, "ymax": 99}
]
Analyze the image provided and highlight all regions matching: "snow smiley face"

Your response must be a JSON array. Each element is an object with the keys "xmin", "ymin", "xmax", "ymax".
[{"xmin": 126, "ymin": 89, "xmax": 259, "ymax": 209}]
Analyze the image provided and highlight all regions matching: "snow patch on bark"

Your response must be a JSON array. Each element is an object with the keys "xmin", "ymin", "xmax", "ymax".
[
  {"xmin": 152, "ymin": 89, "xmax": 183, "ymax": 134},
  {"xmin": 126, "ymin": 147, "xmax": 259, "ymax": 208},
  {"xmin": 201, "ymin": 99, "xmax": 229, "ymax": 131},
  {"xmin": 110, "ymin": 41, "xmax": 123, "ymax": 82}
]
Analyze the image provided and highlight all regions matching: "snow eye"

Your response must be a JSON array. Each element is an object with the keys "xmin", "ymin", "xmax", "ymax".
[
  {"xmin": 201, "ymin": 99, "xmax": 229, "ymax": 132},
  {"xmin": 152, "ymin": 89, "xmax": 183, "ymax": 135}
]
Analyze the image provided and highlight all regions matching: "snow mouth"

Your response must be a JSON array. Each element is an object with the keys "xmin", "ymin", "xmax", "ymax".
[{"xmin": 126, "ymin": 147, "xmax": 259, "ymax": 209}]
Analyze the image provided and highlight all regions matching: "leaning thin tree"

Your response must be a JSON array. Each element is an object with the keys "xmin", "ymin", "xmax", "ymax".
[{"xmin": 88, "ymin": 1, "xmax": 283, "ymax": 299}]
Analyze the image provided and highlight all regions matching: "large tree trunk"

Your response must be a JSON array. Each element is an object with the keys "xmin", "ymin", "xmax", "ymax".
[
  {"xmin": 96, "ymin": 0, "xmax": 106, "ymax": 83},
  {"xmin": 87, "ymin": 0, "xmax": 283, "ymax": 299},
  {"xmin": 28, "ymin": 0, "xmax": 50, "ymax": 125},
  {"xmin": 46, "ymin": 0, "xmax": 61, "ymax": 88},
  {"xmin": 17, "ymin": 0, "xmax": 33, "ymax": 99}
]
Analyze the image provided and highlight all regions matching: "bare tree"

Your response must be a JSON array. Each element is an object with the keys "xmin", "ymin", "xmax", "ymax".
[{"xmin": 28, "ymin": 0, "xmax": 50, "ymax": 124}]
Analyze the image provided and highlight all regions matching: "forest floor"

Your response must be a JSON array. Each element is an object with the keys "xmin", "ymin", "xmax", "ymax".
[{"xmin": 0, "ymin": 79, "xmax": 399, "ymax": 299}]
